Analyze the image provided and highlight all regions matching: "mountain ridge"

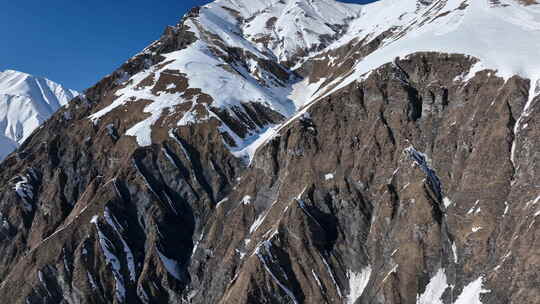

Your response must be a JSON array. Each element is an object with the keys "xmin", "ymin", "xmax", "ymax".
[
  {"xmin": 0, "ymin": 0, "xmax": 538, "ymax": 303},
  {"xmin": 0, "ymin": 69, "xmax": 78, "ymax": 160}
]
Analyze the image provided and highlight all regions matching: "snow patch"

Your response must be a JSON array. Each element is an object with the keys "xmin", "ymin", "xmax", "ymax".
[
  {"xmin": 250, "ymin": 213, "xmax": 266, "ymax": 234},
  {"xmin": 467, "ymin": 200, "xmax": 480, "ymax": 215},
  {"xmin": 346, "ymin": 266, "xmax": 372, "ymax": 304},
  {"xmin": 321, "ymin": 0, "xmax": 540, "ymax": 100},
  {"xmin": 12, "ymin": 175, "xmax": 34, "ymax": 212},
  {"xmin": 321, "ymin": 254, "xmax": 343, "ymax": 298},
  {"xmin": 472, "ymin": 226, "xmax": 482, "ymax": 233},
  {"xmin": 93, "ymin": 218, "xmax": 126, "ymax": 302},
  {"xmin": 443, "ymin": 197, "xmax": 453, "ymax": 208},
  {"xmin": 157, "ymin": 249, "xmax": 183, "ymax": 281},
  {"xmin": 454, "ymin": 276, "xmax": 491, "ymax": 304},
  {"xmin": 241, "ymin": 195, "xmax": 252, "ymax": 205},
  {"xmin": 230, "ymin": 125, "xmax": 280, "ymax": 164},
  {"xmin": 452, "ymin": 242, "xmax": 458, "ymax": 263},
  {"xmin": 312, "ymin": 269, "xmax": 324, "ymax": 290},
  {"xmin": 0, "ymin": 70, "xmax": 79, "ymax": 160},
  {"xmin": 255, "ymin": 233, "xmax": 299, "ymax": 304},
  {"xmin": 90, "ymin": 215, "xmax": 99, "ymax": 224},
  {"xmin": 417, "ymin": 268, "xmax": 448, "ymax": 304}
]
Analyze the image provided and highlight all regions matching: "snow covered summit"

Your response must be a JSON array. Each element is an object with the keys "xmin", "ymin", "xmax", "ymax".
[
  {"xmin": 0, "ymin": 70, "xmax": 78, "ymax": 160},
  {"xmin": 315, "ymin": 0, "xmax": 540, "ymax": 97},
  {"xmin": 85, "ymin": 0, "xmax": 540, "ymax": 165},
  {"xmin": 212, "ymin": 0, "xmax": 362, "ymax": 63}
]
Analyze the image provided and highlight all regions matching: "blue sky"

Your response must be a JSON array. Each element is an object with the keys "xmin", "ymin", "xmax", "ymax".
[{"xmin": 0, "ymin": 0, "xmax": 375, "ymax": 91}]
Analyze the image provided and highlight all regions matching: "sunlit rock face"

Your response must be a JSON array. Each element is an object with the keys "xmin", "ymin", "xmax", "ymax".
[{"xmin": 0, "ymin": 0, "xmax": 539, "ymax": 303}]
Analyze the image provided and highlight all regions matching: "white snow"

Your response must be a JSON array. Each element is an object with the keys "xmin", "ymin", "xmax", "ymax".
[
  {"xmin": 157, "ymin": 249, "xmax": 183, "ymax": 281},
  {"xmin": 250, "ymin": 213, "xmax": 267, "ymax": 234},
  {"xmin": 13, "ymin": 175, "xmax": 34, "ymax": 212},
  {"xmin": 417, "ymin": 268, "xmax": 448, "ymax": 304},
  {"xmin": 87, "ymin": 272, "xmax": 98, "ymax": 290},
  {"xmin": 452, "ymin": 242, "xmax": 459, "ymax": 263},
  {"xmin": 86, "ymin": 0, "xmax": 362, "ymax": 163},
  {"xmin": 321, "ymin": 254, "xmax": 343, "ymax": 298},
  {"xmin": 454, "ymin": 276, "xmax": 491, "ymax": 304},
  {"xmin": 528, "ymin": 195, "xmax": 540, "ymax": 207},
  {"xmin": 91, "ymin": 32, "xmax": 296, "ymax": 160},
  {"xmin": 87, "ymin": 0, "xmax": 540, "ymax": 168},
  {"xmin": 104, "ymin": 208, "xmax": 136, "ymax": 282},
  {"xmin": 235, "ymin": 248, "xmax": 247, "ymax": 259},
  {"xmin": 468, "ymin": 200, "xmax": 480, "ymax": 215},
  {"xmin": 241, "ymin": 195, "xmax": 252, "ymax": 205},
  {"xmin": 321, "ymin": 0, "xmax": 540, "ymax": 100},
  {"xmin": 443, "ymin": 197, "xmax": 453, "ymax": 209},
  {"xmin": 213, "ymin": 0, "xmax": 362, "ymax": 63},
  {"xmin": 312, "ymin": 269, "xmax": 324, "ymax": 290},
  {"xmin": 230, "ymin": 124, "xmax": 280, "ymax": 164},
  {"xmin": 249, "ymin": 200, "xmax": 278, "ymax": 235},
  {"xmin": 191, "ymin": 232, "xmax": 205, "ymax": 257},
  {"xmin": 381, "ymin": 264, "xmax": 398, "ymax": 283},
  {"xmin": 90, "ymin": 215, "xmax": 99, "ymax": 224},
  {"xmin": 288, "ymin": 77, "xmax": 327, "ymax": 109},
  {"xmin": 255, "ymin": 233, "xmax": 299, "ymax": 304},
  {"xmin": 0, "ymin": 70, "xmax": 78, "ymax": 160},
  {"xmin": 346, "ymin": 266, "xmax": 372, "ymax": 304},
  {"xmin": 512, "ymin": 79, "xmax": 540, "ymax": 165},
  {"xmin": 325, "ymin": 173, "xmax": 335, "ymax": 181},
  {"xmin": 216, "ymin": 197, "xmax": 229, "ymax": 208},
  {"xmin": 93, "ymin": 219, "xmax": 126, "ymax": 302}
]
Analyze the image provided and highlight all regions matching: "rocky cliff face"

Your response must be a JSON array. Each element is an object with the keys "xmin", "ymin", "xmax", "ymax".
[{"xmin": 0, "ymin": 0, "xmax": 539, "ymax": 303}]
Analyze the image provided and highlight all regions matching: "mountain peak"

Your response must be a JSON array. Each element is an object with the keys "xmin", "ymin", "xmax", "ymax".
[
  {"xmin": 1, "ymin": 69, "xmax": 30, "ymax": 75},
  {"xmin": 204, "ymin": 0, "xmax": 362, "ymax": 63},
  {"xmin": 0, "ymin": 69, "xmax": 77, "ymax": 100},
  {"xmin": 0, "ymin": 69, "xmax": 78, "ymax": 160}
]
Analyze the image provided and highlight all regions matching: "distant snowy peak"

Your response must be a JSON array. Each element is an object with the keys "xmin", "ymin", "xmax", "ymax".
[
  {"xmin": 0, "ymin": 70, "xmax": 78, "ymax": 160},
  {"xmin": 0, "ymin": 70, "xmax": 77, "ymax": 107}
]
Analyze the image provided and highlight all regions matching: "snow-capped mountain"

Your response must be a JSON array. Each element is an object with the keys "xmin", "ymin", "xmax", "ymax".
[
  {"xmin": 313, "ymin": 0, "xmax": 540, "ymax": 96},
  {"xmin": 214, "ymin": 0, "xmax": 362, "ymax": 63},
  {"xmin": 0, "ymin": 0, "xmax": 538, "ymax": 303},
  {"xmin": 0, "ymin": 70, "xmax": 78, "ymax": 160},
  {"xmin": 89, "ymin": 0, "xmax": 540, "ymax": 163}
]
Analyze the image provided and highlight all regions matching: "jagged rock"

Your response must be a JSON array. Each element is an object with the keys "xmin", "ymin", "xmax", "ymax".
[{"xmin": 0, "ymin": 0, "xmax": 539, "ymax": 303}]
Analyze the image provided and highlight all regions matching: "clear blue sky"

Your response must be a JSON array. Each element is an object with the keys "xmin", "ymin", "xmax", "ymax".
[{"xmin": 0, "ymin": 0, "xmax": 375, "ymax": 91}]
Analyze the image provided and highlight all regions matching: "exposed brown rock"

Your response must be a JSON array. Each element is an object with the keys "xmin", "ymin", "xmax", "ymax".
[{"xmin": 0, "ymin": 2, "xmax": 539, "ymax": 304}]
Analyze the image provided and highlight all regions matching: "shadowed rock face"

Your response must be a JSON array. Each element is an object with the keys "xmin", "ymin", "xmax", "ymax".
[{"xmin": 0, "ymin": 1, "xmax": 539, "ymax": 304}]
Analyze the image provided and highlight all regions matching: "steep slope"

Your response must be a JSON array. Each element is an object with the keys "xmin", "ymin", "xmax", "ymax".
[
  {"xmin": 316, "ymin": 0, "xmax": 540, "ymax": 97},
  {"xmin": 0, "ymin": 0, "xmax": 538, "ymax": 304},
  {"xmin": 0, "ymin": 70, "xmax": 78, "ymax": 160},
  {"xmin": 214, "ymin": 0, "xmax": 362, "ymax": 64}
]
